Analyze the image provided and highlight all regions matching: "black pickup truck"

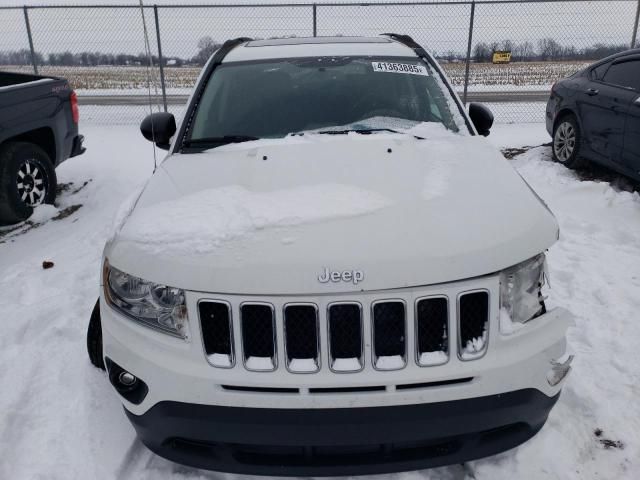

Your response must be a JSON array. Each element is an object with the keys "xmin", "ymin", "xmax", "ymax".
[{"xmin": 0, "ymin": 71, "xmax": 85, "ymax": 224}]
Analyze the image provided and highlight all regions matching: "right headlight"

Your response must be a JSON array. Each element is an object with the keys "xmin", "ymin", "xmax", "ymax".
[
  {"xmin": 103, "ymin": 260, "xmax": 189, "ymax": 339},
  {"xmin": 500, "ymin": 253, "xmax": 547, "ymax": 328}
]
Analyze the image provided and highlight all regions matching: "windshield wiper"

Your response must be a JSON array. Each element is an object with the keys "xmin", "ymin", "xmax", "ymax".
[
  {"xmin": 182, "ymin": 135, "xmax": 260, "ymax": 151},
  {"xmin": 315, "ymin": 128, "xmax": 424, "ymax": 139}
]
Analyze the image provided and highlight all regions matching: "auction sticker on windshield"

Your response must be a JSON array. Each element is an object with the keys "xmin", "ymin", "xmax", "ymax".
[{"xmin": 372, "ymin": 62, "xmax": 428, "ymax": 75}]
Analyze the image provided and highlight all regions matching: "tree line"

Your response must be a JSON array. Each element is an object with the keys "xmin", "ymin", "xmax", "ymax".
[
  {"xmin": 438, "ymin": 39, "xmax": 629, "ymax": 63},
  {"xmin": 0, "ymin": 37, "xmax": 630, "ymax": 67},
  {"xmin": 0, "ymin": 36, "xmax": 221, "ymax": 68}
]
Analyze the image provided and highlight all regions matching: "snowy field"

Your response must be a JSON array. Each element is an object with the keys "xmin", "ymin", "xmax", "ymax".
[{"xmin": 1, "ymin": 113, "xmax": 640, "ymax": 479}]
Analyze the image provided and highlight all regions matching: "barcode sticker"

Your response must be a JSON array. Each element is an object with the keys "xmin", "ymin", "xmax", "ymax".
[{"xmin": 371, "ymin": 62, "xmax": 429, "ymax": 75}]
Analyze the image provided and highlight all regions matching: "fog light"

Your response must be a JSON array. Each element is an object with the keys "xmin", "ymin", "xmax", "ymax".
[
  {"xmin": 547, "ymin": 355, "xmax": 573, "ymax": 386},
  {"xmin": 106, "ymin": 358, "xmax": 149, "ymax": 405},
  {"xmin": 118, "ymin": 371, "xmax": 137, "ymax": 386}
]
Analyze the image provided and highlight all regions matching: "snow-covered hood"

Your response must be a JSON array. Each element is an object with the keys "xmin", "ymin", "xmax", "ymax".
[{"xmin": 107, "ymin": 132, "xmax": 559, "ymax": 294}]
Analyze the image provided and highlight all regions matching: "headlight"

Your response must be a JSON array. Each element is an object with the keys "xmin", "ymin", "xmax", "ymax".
[
  {"xmin": 103, "ymin": 260, "xmax": 189, "ymax": 339},
  {"xmin": 500, "ymin": 253, "xmax": 546, "ymax": 331}
]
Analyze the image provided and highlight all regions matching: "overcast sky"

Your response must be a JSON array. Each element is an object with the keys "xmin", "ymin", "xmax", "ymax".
[{"xmin": 1, "ymin": 0, "xmax": 637, "ymax": 57}]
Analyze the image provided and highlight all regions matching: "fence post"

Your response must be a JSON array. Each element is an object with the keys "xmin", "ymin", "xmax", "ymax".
[
  {"xmin": 462, "ymin": 0, "xmax": 476, "ymax": 106},
  {"xmin": 632, "ymin": 0, "xmax": 640, "ymax": 48},
  {"xmin": 312, "ymin": 4, "xmax": 317, "ymax": 37},
  {"xmin": 154, "ymin": 5, "xmax": 168, "ymax": 112},
  {"xmin": 23, "ymin": 6, "xmax": 38, "ymax": 75}
]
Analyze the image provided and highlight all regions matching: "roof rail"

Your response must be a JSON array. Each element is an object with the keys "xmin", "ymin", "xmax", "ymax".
[
  {"xmin": 381, "ymin": 33, "xmax": 429, "ymax": 59},
  {"xmin": 210, "ymin": 37, "xmax": 253, "ymax": 67}
]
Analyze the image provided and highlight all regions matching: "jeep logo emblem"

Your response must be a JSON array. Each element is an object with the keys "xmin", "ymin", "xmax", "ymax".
[{"xmin": 318, "ymin": 267, "xmax": 364, "ymax": 285}]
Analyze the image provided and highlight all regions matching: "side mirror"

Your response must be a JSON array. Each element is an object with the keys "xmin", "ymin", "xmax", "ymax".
[
  {"xmin": 140, "ymin": 112, "xmax": 176, "ymax": 150},
  {"xmin": 468, "ymin": 103, "xmax": 494, "ymax": 137}
]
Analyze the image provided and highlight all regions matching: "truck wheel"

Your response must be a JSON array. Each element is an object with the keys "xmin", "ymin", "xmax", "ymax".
[
  {"xmin": 0, "ymin": 141, "xmax": 57, "ymax": 225},
  {"xmin": 552, "ymin": 115, "xmax": 588, "ymax": 169},
  {"xmin": 87, "ymin": 299, "xmax": 106, "ymax": 370}
]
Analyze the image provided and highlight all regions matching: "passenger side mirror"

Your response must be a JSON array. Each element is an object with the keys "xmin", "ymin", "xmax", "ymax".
[
  {"xmin": 468, "ymin": 103, "xmax": 494, "ymax": 137},
  {"xmin": 140, "ymin": 112, "xmax": 176, "ymax": 150}
]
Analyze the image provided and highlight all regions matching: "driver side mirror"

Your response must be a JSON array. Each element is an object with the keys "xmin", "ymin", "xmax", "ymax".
[
  {"xmin": 140, "ymin": 112, "xmax": 176, "ymax": 150},
  {"xmin": 468, "ymin": 103, "xmax": 494, "ymax": 137}
]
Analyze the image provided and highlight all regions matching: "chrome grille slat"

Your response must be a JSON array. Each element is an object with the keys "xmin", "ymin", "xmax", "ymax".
[
  {"xmin": 327, "ymin": 302, "xmax": 363, "ymax": 372},
  {"xmin": 198, "ymin": 300, "xmax": 234, "ymax": 368},
  {"xmin": 240, "ymin": 303, "xmax": 277, "ymax": 371},
  {"xmin": 371, "ymin": 300, "xmax": 406, "ymax": 370},
  {"xmin": 415, "ymin": 296, "xmax": 449, "ymax": 367},
  {"xmin": 284, "ymin": 304, "xmax": 320, "ymax": 373},
  {"xmin": 458, "ymin": 291, "xmax": 490, "ymax": 361}
]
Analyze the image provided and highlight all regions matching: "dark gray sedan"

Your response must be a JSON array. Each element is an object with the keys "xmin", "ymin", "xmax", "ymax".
[{"xmin": 546, "ymin": 49, "xmax": 640, "ymax": 181}]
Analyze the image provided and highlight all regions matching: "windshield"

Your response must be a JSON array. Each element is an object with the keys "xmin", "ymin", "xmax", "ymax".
[{"xmin": 187, "ymin": 56, "xmax": 465, "ymax": 148}]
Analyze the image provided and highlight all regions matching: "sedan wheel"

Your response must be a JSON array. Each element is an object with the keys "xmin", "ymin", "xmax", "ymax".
[{"xmin": 553, "ymin": 121, "xmax": 576, "ymax": 163}]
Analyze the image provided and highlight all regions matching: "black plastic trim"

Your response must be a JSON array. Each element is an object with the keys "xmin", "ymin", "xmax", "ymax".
[{"xmin": 125, "ymin": 388, "xmax": 560, "ymax": 476}]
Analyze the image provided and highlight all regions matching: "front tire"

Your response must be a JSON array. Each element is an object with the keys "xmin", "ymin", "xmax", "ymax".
[
  {"xmin": 552, "ymin": 115, "xmax": 588, "ymax": 169},
  {"xmin": 0, "ymin": 142, "xmax": 57, "ymax": 225},
  {"xmin": 87, "ymin": 299, "xmax": 105, "ymax": 370}
]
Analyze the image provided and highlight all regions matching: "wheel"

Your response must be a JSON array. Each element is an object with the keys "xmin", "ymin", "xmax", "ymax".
[
  {"xmin": 552, "ymin": 115, "xmax": 588, "ymax": 169},
  {"xmin": 87, "ymin": 299, "xmax": 106, "ymax": 370},
  {"xmin": 0, "ymin": 141, "xmax": 57, "ymax": 225}
]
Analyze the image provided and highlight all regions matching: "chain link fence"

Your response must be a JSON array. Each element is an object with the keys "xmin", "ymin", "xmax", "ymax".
[{"xmin": 1, "ymin": 1, "xmax": 639, "ymax": 124}]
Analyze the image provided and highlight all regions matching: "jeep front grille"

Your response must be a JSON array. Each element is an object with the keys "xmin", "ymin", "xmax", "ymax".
[{"xmin": 197, "ymin": 285, "xmax": 492, "ymax": 374}]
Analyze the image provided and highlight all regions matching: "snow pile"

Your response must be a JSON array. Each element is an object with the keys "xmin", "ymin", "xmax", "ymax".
[
  {"xmin": 461, "ymin": 329, "xmax": 488, "ymax": 360},
  {"xmin": 332, "ymin": 358, "xmax": 361, "ymax": 371},
  {"xmin": 288, "ymin": 358, "xmax": 318, "ymax": 373},
  {"xmin": 121, "ymin": 183, "xmax": 391, "ymax": 254},
  {"xmin": 419, "ymin": 350, "xmax": 448, "ymax": 366},
  {"xmin": 499, "ymin": 307, "xmax": 526, "ymax": 335},
  {"xmin": 28, "ymin": 204, "xmax": 59, "ymax": 224},
  {"xmin": 375, "ymin": 355, "xmax": 405, "ymax": 370},
  {"xmin": 245, "ymin": 356, "xmax": 274, "ymax": 370},
  {"xmin": 207, "ymin": 353, "xmax": 232, "ymax": 368}
]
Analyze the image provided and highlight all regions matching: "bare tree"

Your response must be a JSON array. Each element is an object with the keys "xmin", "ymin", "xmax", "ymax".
[
  {"xmin": 538, "ymin": 38, "xmax": 563, "ymax": 61},
  {"xmin": 193, "ymin": 36, "xmax": 221, "ymax": 65},
  {"xmin": 473, "ymin": 42, "xmax": 492, "ymax": 62}
]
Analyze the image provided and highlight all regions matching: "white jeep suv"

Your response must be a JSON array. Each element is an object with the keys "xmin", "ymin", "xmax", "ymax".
[{"xmin": 87, "ymin": 34, "xmax": 573, "ymax": 476}]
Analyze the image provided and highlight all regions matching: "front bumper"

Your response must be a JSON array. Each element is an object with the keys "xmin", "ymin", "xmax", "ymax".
[
  {"xmin": 126, "ymin": 389, "xmax": 559, "ymax": 476},
  {"xmin": 101, "ymin": 272, "xmax": 573, "ymax": 474}
]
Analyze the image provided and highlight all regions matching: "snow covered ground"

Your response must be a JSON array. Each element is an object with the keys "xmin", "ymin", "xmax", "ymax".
[{"xmin": 1, "ymin": 113, "xmax": 639, "ymax": 479}]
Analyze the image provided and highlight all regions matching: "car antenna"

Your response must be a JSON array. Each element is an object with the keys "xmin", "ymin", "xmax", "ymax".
[{"xmin": 138, "ymin": 0, "xmax": 159, "ymax": 173}]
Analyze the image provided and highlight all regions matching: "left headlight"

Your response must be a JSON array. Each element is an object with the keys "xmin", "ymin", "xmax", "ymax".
[
  {"xmin": 500, "ymin": 253, "xmax": 547, "ymax": 328},
  {"xmin": 103, "ymin": 260, "xmax": 189, "ymax": 339}
]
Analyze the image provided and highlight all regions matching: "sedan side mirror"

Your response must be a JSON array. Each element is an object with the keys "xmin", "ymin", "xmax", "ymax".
[
  {"xmin": 140, "ymin": 112, "xmax": 176, "ymax": 150},
  {"xmin": 468, "ymin": 103, "xmax": 494, "ymax": 137}
]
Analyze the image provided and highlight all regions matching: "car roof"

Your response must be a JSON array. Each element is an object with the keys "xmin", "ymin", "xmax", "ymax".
[
  {"xmin": 223, "ymin": 36, "xmax": 417, "ymax": 62},
  {"xmin": 592, "ymin": 48, "xmax": 640, "ymax": 67}
]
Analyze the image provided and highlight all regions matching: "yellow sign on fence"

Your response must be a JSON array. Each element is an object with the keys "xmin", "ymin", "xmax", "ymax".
[{"xmin": 492, "ymin": 51, "xmax": 512, "ymax": 64}]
